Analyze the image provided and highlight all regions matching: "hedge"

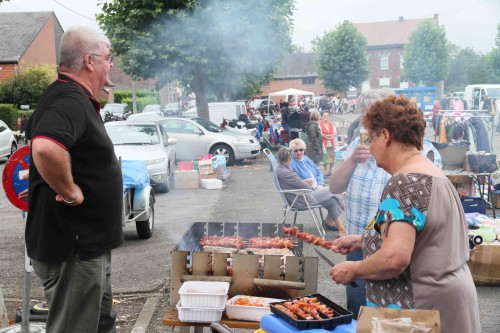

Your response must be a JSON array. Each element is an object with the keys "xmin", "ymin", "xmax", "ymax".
[{"xmin": 0, "ymin": 104, "xmax": 18, "ymax": 130}]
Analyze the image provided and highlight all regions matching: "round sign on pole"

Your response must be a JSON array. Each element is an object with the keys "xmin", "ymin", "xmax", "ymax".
[{"xmin": 2, "ymin": 146, "xmax": 30, "ymax": 211}]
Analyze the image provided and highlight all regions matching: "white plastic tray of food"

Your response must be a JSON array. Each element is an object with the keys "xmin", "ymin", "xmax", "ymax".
[
  {"xmin": 225, "ymin": 295, "xmax": 285, "ymax": 321},
  {"xmin": 176, "ymin": 300, "xmax": 225, "ymax": 323},
  {"xmin": 178, "ymin": 281, "xmax": 230, "ymax": 308}
]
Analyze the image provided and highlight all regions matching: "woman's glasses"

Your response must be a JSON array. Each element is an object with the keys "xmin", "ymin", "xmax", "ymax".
[{"xmin": 293, "ymin": 149, "xmax": 305, "ymax": 153}]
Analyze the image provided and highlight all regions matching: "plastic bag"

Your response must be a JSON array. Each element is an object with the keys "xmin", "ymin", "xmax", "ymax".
[{"xmin": 213, "ymin": 155, "xmax": 227, "ymax": 180}]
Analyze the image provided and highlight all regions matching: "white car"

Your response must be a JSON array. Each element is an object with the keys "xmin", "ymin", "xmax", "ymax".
[
  {"xmin": 0, "ymin": 120, "xmax": 17, "ymax": 158},
  {"xmin": 143, "ymin": 104, "xmax": 165, "ymax": 115},
  {"xmin": 160, "ymin": 117, "xmax": 260, "ymax": 165},
  {"xmin": 105, "ymin": 120, "xmax": 177, "ymax": 193}
]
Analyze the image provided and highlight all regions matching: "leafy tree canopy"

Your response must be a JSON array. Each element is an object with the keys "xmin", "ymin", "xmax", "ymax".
[
  {"xmin": 313, "ymin": 21, "xmax": 369, "ymax": 92},
  {"xmin": 0, "ymin": 64, "xmax": 57, "ymax": 107},
  {"xmin": 97, "ymin": 0, "xmax": 294, "ymax": 118},
  {"xmin": 403, "ymin": 20, "xmax": 449, "ymax": 86}
]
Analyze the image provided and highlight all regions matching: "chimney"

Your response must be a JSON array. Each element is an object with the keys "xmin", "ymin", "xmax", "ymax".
[
  {"xmin": 399, "ymin": 16, "xmax": 404, "ymax": 21},
  {"xmin": 434, "ymin": 13, "xmax": 439, "ymax": 20}
]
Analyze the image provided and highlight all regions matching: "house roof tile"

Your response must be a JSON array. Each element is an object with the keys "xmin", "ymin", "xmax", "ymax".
[{"xmin": 0, "ymin": 11, "xmax": 57, "ymax": 63}]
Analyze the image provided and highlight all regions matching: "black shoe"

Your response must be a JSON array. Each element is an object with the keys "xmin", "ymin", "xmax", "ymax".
[{"xmin": 323, "ymin": 221, "xmax": 338, "ymax": 231}]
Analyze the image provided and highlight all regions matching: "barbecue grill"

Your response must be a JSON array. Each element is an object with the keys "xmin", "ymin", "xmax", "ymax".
[{"xmin": 170, "ymin": 222, "xmax": 318, "ymax": 305}]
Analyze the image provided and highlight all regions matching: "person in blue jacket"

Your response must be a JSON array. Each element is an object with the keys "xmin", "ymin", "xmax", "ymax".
[{"xmin": 289, "ymin": 138, "xmax": 346, "ymax": 235}]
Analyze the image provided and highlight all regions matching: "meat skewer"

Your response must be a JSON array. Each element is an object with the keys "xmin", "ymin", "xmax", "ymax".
[{"xmin": 281, "ymin": 226, "xmax": 335, "ymax": 251}]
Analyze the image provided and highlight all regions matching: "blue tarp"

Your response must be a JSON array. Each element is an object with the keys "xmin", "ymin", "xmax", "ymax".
[{"xmin": 122, "ymin": 160, "xmax": 150, "ymax": 189}]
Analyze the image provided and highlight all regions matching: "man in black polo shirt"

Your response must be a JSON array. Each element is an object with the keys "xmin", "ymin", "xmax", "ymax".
[{"xmin": 26, "ymin": 26, "xmax": 122, "ymax": 333}]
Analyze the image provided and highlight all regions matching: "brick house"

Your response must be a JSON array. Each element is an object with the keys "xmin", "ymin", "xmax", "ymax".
[
  {"xmin": 0, "ymin": 11, "xmax": 62, "ymax": 82},
  {"xmin": 261, "ymin": 15, "xmax": 438, "ymax": 98},
  {"xmin": 354, "ymin": 14, "xmax": 439, "ymax": 90}
]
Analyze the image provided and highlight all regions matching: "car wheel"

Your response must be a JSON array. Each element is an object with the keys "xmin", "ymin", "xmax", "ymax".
[
  {"xmin": 9, "ymin": 141, "xmax": 17, "ymax": 156},
  {"xmin": 210, "ymin": 144, "xmax": 235, "ymax": 165},
  {"xmin": 136, "ymin": 194, "xmax": 154, "ymax": 239}
]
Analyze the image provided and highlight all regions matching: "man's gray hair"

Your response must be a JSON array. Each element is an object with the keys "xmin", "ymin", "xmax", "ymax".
[
  {"xmin": 277, "ymin": 147, "xmax": 294, "ymax": 164},
  {"xmin": 59, "ymin": 26, "xmax": 111, "ymax": 73},
  {"xmin": 356, "ymin": 89, "xmax": 395, "ymax": 114}
]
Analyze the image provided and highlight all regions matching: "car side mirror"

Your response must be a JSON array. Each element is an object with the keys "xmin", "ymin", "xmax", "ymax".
[
  {"xmin": 193, "ymin": 129, "xmax": 203, "ymax": 135},
  {"xmin": 166, "ymin": 138, "xmax": 178, "ymax": 146}
]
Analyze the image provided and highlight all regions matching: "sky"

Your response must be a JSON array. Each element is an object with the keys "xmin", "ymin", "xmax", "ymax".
[{"xmin": 0, "ymin": 0, "xmax": 499, "ymax": 54}]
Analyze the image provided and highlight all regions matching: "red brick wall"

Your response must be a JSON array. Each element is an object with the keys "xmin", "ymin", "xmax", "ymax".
[
  {"xmin": 21, "ymin": 15, "xmax": 58, "ymax": 67},
  {"xmin": 367, "ymin": 46, "xmax": 404, "ymax": 89},
  {"xmin": 0, "ymin": 64, "xmax": 18, "ymax": 82},
  {"xmin": 260, "ymin": 77, "xmax": 335, "ymax": 103}
]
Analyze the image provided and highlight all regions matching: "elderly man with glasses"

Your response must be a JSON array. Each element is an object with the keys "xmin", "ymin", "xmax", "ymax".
[
  {"xmin": 288, "ymin": 138, "xmax": 346, "ymax": 235},
  {"xmin": 25, "ymin": 26, "xmax": 122, "ymax": 333}
]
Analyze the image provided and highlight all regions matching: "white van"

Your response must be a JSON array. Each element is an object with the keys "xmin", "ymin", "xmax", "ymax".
[
  {"xmin": 183, "ymin": 102, "xmax": 247, "ymax": 125},
  {"xmin": 464, "ymin": 84, "xmax": 500, "ymax": 110}
]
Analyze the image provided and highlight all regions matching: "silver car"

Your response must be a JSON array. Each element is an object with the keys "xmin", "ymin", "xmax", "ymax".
[
  {"xmin": 160, "ymin": 117, "xmax": 260, "ymax": 165},
  {"xmin": 105, "ymin": 120, "xmax": 177, "ymax": 193},
  {"xmin": 0, "ymin": 120, "xmax": 17, "ymax": 158}
]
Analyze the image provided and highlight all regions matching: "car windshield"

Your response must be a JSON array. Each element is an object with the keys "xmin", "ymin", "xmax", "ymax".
[
  {"xmin": 144, "ymin": 105, "xmax": 162, "ymax": 112},
  {"xmin": 191, "ymin": 117, "xmax": 222, "ymax": 133},
  {"xmin": 104, "ymin": 104, "xmax": 126, "ymax": 114},
  {"xmin": 165, "ymin": 103, "xmax": 178, "ymax": 109},
  {"xmin": 106, "ymin": 124, "xmax": 159, "ymax": 145}
]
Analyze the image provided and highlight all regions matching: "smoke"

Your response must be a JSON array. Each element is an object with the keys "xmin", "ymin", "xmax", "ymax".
[{"xmin": 125, "ymin": 0, "xmax": 293, "ymax": 93}]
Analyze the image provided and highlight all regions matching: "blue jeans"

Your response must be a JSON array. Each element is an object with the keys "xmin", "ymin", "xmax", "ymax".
[{"xmin": 346, "ymin": 249, "xmax": 366, "ymax": 317}]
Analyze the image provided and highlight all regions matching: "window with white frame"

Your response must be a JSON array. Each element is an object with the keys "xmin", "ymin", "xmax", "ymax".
[
  {"xmin": 400, "ymin": 55, "xmax": 404, "ymax": 69},
  {"xmin": 379, "ymin": 77, "xmax": 390, "ymax": 88},
  {"xmin": 380, "ymin": 54, "xmax": 389, "ymax": 70}
]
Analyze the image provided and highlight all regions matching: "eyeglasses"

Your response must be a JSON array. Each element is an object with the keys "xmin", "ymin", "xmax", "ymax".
[
  {"xmin": 293, "ymin": 149, "xmax": 305, "ymax": 153},
  {"xmin": 90, "ymin": 53, "xmax": 114, "ymax": 62}
]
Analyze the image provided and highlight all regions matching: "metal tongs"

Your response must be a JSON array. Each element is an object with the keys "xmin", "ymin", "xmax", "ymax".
[{"xmin": 314, "ymin": 247, "xmax": 358, "ymax": 288}]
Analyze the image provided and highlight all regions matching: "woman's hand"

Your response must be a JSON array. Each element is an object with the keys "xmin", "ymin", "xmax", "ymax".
[
  {"xmin": 330, "ymin": 235, "xmax": 362, "ymax": 254},
  {"xmin": 329, "ymin": 261, "xmax": 358, "ymax": 285},
  {"xmin": 18, "ymin": 189, "xmax": 28, "ymax": 200}
]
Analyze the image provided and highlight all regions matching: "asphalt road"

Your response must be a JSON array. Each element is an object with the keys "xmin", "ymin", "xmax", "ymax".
[{"xmin": 1, "ymin": 112, "xmax": 499, "ymax": 332}]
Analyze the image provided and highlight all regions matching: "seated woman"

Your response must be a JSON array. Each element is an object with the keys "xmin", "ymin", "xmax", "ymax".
[
  {"xmin": 329, "ymin": 95, "xmax": 480, "ymax": 333},
  {"xmin": 276, "ymin": 147, "xmax": 346, "ymax": 236}
]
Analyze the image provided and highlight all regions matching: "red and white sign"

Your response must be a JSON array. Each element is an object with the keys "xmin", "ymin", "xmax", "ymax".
[{"xmin": 2, "ymin": 146, "xmax": 30, "ymax": 211}]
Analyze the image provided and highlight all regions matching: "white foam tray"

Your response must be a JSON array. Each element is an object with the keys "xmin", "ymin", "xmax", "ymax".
[
  {"xmin": 178, "ymin": 281, "xmax": 229, "ymax": 308},
  {"xmin": 225, "ymin": 295, "xmax": 284, "ymax": 322},
  {"xmin": 176, "ymin": 300, "xmax": 224, "ymax": 323}
]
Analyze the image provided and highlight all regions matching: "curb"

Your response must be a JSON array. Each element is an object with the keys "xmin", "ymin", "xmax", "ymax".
[{"xmin": 130, "ymin": 296, "xmax": 160, "ymax": 333}]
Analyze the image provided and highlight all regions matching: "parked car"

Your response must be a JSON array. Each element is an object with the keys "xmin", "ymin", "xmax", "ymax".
[
  {"xmin": 102, "ymin": 103, "xmax": 131, "ymax": 120},
  {"xmin": 105, "ymin": 120, "xmax": 177, "ymax": 193},
  {"xmin": 159, "ymin": 117, "xmax": 260, "ymax": 165},
  {"xmin": 127, "ymin": 112, "xmax": 165, "ymax": 122},
  {"xmin": 164, "ymin": 102, "xmax": 181, "ymax": 116},
  {"xmin": 143, "ymin": 104, "xmax": 164, "ymax": 114},
  {"xmin": 249, "ymin": 99, "xmax": 275, "ymax": 114},
  {"xmin": 0, "ymin": 120, "xmax": 17, "ymax": 158}
]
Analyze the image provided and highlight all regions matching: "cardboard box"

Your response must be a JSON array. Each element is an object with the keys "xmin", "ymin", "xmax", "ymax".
[
  {"xmin": 467, "ymin": 243, "xmax": 500, "ymax": 285},
  {"xmin": 199, "ymin": 173, "xmax": 217, "ymax": 186},
  {"xmin": 491, "ymin": 190, "xmax": 500, "ymax": 209},
  {"xmin": 201, "ymin": 178, "xmax": 222, "ymax": 190},
  {"xmin": 356, "ymin": 306, "xmax": 440, "ymax": 333},
  {"xmin": 198, "ymin": 159, "xmax": 214, "ymax": 175},
  {"xmin": 174, "ymin": 170, "xmax": 199, "ymax": 189}
]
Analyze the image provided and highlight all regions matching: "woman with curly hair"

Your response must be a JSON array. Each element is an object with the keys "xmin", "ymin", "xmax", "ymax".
[{"xmin": 329, "ymin": 95, "xmax": 480, "ymax": 333}]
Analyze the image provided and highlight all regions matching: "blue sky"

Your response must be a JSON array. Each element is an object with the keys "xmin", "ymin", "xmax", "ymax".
[{"xmin": 1, "ymin": 0, "xmax": 499, "ymax": 53}]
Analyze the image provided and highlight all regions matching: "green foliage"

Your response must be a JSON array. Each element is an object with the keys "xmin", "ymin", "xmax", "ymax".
[
  {"xmin": 114, "ymin": 89, "xmax": 159, "ymax": 103},
  {"xmin": 0, "ymin": 104, "xmax": 18, "ymax": 130},
  {"xmin": 403, "ymin": 20, "xmax": 449, "ymax": 86},
  {"xmin": 121, "ymin": 96, "xmax": 160, "ymax": 112},
  {"xmin": 97, "ymin": 0, "xmax": 294, "ymax": 119},
  {"xmin": 313, "ymin": 21, "xmax": 369, "ymax": 92},
  {"xmin": 487, "ymin": 24, "xmax": 500, "ymax": 82},
  {"xmin": 0, "ymin": 64, "xmax": 56, "ymax": 107}
]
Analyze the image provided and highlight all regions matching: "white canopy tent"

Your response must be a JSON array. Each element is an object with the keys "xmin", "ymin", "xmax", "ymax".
[{"xmin": 268, "ymin": 88, "xmax": 315, "ymax": 107}]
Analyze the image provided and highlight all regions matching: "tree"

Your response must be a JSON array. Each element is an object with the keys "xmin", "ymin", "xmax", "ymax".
[
  {"xmin": 402, "ymin": 20, "xmax": 449, "ymax": 86},
  {"xmin": 487, "ymin": 24, "xmax": 500, "ymax": 82},
  {"xmin": 313, "ymin": 21, "xmax": 369, "ymax": 92},
  {"xmin": 97, "ymin": 0, "xmax": 294, "ymax": 119},
  {"xmin": 446, "ymin": 46, "xmax": 482, "ymax": 92},
  {"xmin": 0, "ymin": 64, "xmax": 57, "ymax": 107}
]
